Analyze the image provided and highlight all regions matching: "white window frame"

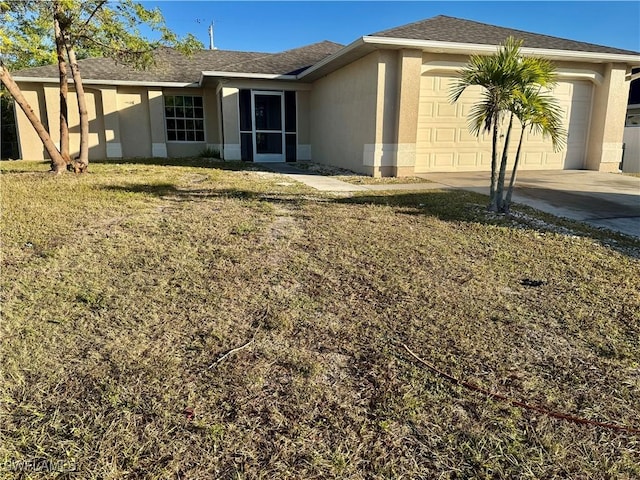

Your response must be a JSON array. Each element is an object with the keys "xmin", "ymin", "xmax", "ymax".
[{"xmin": 164, "ymin": 94, "xmax": 206, "ymax": 143}]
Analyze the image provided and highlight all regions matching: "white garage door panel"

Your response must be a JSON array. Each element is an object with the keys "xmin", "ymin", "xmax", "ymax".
[{"xmin": 416, "ymin": 74, "xmax": 593, "ymax": 173}]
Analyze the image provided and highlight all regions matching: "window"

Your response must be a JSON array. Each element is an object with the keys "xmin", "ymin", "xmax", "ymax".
[
  {"xmin": 164, "ymin": 95, "xmax": 205, "ymax": 142},
  {"xmin": 626, "ymin": 108, "xmax": 640, "ymax": 127}
]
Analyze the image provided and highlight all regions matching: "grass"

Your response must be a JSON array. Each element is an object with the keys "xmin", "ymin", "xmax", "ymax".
[{"xmin": 1, "ymin": 159, "xmax": 640, "ymax": 479}]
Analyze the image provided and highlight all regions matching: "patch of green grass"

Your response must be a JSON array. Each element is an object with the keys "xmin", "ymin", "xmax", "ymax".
[{"xmin": 1, "ymin": 159, "xmax": 639, "ymax": 478}]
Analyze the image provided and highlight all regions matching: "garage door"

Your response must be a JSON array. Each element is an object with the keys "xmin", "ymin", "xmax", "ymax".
[{"xmin": 415, "ymin": 74, "xmax": 593, "ymax": 173}]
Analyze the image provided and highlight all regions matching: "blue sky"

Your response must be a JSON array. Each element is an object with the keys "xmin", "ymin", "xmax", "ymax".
[{"xmin": 139, "ymin": 1, "xmax": 640, "ymax": 53}]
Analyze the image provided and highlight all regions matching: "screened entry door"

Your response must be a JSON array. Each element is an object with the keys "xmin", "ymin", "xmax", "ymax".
[{"xmin": 252, "ymin": 91, "xmax": 285, "ymax": 162}]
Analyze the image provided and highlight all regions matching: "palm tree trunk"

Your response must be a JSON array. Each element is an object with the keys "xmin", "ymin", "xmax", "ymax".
[
  {"xmin": 504, "ymin": 128, "xmax": 526, "ymax": 213},
  {"xmin": 496, "ymin": 112, "xmax": 514, "ymax": 212},
  {"xmin": 66, "ymin": 43, "xmax": 89, "ymax": 173},
  {"xmin": 54, "ymin": 4, "xmax": 71, "ymax": 167},
  {"xmin": 0, "ymin": 62, "xmax": 66, "ymax": 172},
  {"xmin": 489, "ymin": 112, "xmax": 500, "ymax": 211}
]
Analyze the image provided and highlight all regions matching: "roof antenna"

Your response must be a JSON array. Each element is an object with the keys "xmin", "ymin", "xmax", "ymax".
[{"xmin": 208, "ymin": 21, "xmax": 217, "ymax": 50}]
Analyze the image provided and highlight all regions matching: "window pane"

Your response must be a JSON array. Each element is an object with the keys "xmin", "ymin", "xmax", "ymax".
[
  {"xmin": 285, "ymin": 91, "xmax": 296, "ymax": 133},
  {"xmin": 286, "ymin": 133, "xmax": 296, "ymax": 162},
  {"xmin": 256, "ymin": 132, "xmax": 282, "ymax": 154},
  {"xmin": 254, "ymin": 94, "xmax": 281, "ymax": 131},
  {"xmin": 240, "ymin": 132, "xmax": 253, "ymax": 161},
  {"xmin": 165, "ymin": 95, "xmax": 205, "ymax": 142},
  {"xmin": 239, "ymin": 89, "xmax": 252, "ymax": 132}
]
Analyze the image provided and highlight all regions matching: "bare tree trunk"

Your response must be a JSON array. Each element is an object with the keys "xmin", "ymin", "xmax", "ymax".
[
  {"xmin": 496, "ymin": 112, "xmax": 514, "ymax": 212},
  {"xmin": 66, "ymin": 44, "xmax": 89, "ymax": 173},
  {"xmin": 489, "ymin": 112, "xmax": 500, "ymax": 211},
  {"xmin": 54, "ymin": 3, "xmax": 71, "ymax": 167},
  {"xmin": 0, "ymin": 62, "xmax": 66, "ymax": 172},
  {"xmin": 504, "ymin": 128, "xmax": 526, "ymax": 213}
]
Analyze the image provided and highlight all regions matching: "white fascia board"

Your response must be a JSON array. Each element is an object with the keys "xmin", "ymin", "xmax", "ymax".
[
  {"xmin": 12, "ymin": 77, "xmax": 197, "ymax": 87},
  {"xmin": 200, "ymin": 71, "xmax": 298, "ymax": 81},
  {"xmin": 362, "ymin": 36, "xmax": 640, "ymax": 64}
]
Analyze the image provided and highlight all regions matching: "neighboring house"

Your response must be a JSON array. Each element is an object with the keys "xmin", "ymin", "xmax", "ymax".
[
  {"xmin": 10, "ymin": 15, "xmax": 640, "ymax": 176},
  {"xmin": 623, "ymin": 68, "xmax": 640, "ymax": 173}
]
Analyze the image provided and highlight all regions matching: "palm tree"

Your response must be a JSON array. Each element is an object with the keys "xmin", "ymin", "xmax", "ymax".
[
  {"xmin": 502, "ymin": 87, "xmax": 566, "ymax": 212},
  {"xmin": 450, "ymin": 41, "xmax": 518, "ymax": 211},
  {"xmin": 495, "ymin": 55, "xmax": 559, "ymax": 211},
  {"xmin": 451, "ymin": 37, "xmax": 562, "ymax": 212}
]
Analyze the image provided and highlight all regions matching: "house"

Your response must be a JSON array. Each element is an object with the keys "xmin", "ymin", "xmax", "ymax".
[
  {"xmin": 10, "ymin": 15, "xmax": 640, "ymax": 176},
  {"xmin": 623, "ymin": 68, "xmax": 640, "ymax": 172}
]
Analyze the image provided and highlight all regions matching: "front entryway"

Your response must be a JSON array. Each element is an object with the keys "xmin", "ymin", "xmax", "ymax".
[
  {"xmin": 238, "ymin": 89, "xmax": 297, "ymax": 163},
  {"xmin": 252, "ymin": 91, "xmax": 285, "ymax": 163}
]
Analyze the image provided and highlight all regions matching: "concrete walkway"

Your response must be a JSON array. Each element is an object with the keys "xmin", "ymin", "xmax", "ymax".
[
  {"xmin": 266, "ymin": 163, "xmax": 369, "ymax": 192},
  {"xmin": 266, "ymin": 163, "xmax": 442, "ymax": 193},
  {"xmin": 266, "ymin": 164, "xmax": 640, "ymax": 237}
]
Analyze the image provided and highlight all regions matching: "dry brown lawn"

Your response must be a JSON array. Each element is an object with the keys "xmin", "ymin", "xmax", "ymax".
[{"xmin": 1, "ymin": 159, "xmax": 639, "ymax": 479}]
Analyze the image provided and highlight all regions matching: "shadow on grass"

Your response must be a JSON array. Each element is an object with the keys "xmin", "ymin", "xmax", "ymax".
[
  {"xmin": 102, "ymin": 183, "xmax": 308, "ymax": 206},
  {"xmin": 92, "ymin": 157, "xmax": 275, "ymax": 173},
  {"xmin": 101, "ymin": 181, "xmax": 640, "ymax": 258}
]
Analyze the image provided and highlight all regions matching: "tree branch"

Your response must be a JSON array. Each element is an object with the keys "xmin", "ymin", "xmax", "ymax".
[
  {"xmin": 402, "ymin": 343, "xmax": 640, "ymax": 435},
  {"xmin": 76, "ymin": 0, "xmax": 107, "ymax": 38}
]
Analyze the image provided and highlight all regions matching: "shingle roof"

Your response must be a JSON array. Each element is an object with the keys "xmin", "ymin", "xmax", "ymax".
[
  {"xmin": 13, "ymin": 41, "xmax": 344, "ymax": 83},
  {"xmin": 372, "ymin": 15, "xmax": 639, "ymax": 56},
  {"xmin": 13, "ymin": 15, "xmax": 637, "ymax": 84}
]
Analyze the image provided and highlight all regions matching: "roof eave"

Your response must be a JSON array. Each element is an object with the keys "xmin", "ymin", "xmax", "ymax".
[
  {"xmin": 362, "ymin": 36, "xmax": 640, "ymax": 64},
  {"xmin": 12, "ymin": 77, "xmax": 199, "ymax": 87},
  {"xmin": 200, "ymin": 71, "xmax": 298, "ymax": 82}
]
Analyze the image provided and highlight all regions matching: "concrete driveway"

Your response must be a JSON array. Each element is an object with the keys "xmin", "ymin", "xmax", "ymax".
[{"xmin": 419, "ymin": 170, "xmax": 640, "ymax": 237}]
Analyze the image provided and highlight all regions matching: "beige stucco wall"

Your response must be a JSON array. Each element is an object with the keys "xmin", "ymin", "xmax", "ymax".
[
  {"xmin": 117, "ymin": 86, "xmax": 152, "ymax": 158},
  {"xmin": 309, "ymin": 49, "xmax": 423, "ymax": 176},
  {"xmin": 220, "ymin": 87, "xmax": 240, "ymax": 160},
  {"xmin": 587, "ymin": 63, "xmax": 630, "ymax": 172},
  {"xmin": 15, "ymin": 82, "xmax": 106, "ymax": 160},
  {"xmin": 296, "ymin": 90, "xmax": 311, "ymax": 160},
  {"xmin": 309, "ymin": 51, "xmax": 380, "ymax": 174},
  {"xmin": 14, "ymin": 82, "xmax": 221, "ymax": 161},
  {"xmin": 14, "ymin": 84, "xmax": 48, "ymax": 160}
]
